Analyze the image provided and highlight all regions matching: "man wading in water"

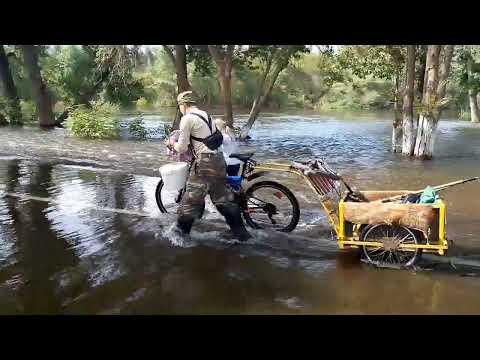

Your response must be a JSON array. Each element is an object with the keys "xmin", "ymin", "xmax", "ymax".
[{"xmin": 166, "ymin": 91, "xmax": 251, "ymax": 242}]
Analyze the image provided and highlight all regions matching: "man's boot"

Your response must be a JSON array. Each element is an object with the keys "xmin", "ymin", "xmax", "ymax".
[
  {"xmin": 217, "ymin": 204, "xmax": 251, "ymax": 242},
  {"xmin": 174, "ymin": 215, "xmax": 194, "ymax": 236}
]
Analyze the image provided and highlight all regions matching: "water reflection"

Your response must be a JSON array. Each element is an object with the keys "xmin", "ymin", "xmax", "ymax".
[{"xmin": 1, "ymin": 161, "xmax": 80, "ymax": 313}]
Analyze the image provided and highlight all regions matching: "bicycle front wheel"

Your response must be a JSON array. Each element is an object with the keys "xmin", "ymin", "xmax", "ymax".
[
  {"xmin": 242, "ymin": 181, "xmax": 300, "ymax": 233},
  {"xmin": 156, "ymin": 180, "xmax": 206, "ymax": 217}
]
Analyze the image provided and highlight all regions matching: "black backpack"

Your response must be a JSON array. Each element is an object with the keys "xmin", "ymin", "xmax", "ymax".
[{"xmin": 189, "ymin": 112, "xmax": 223, "ymax": 152}]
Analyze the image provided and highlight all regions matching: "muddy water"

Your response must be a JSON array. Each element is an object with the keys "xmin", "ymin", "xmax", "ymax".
[{"xmin": 1, "ymin": 112, "xmax": 480, "ymax": 314}]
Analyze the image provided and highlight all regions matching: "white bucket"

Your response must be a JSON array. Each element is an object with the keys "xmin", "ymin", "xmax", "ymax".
[{"xmin": 159, "ymin": 162, "xmax": 189, "ymax": 192}]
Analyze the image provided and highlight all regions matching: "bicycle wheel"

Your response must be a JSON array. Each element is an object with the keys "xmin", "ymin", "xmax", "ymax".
[
  {"xmin": 156, "ymin": 180, "xmax": 205, "ymax": 217},
  {"xmin": 360, "ymin": 224, "xmax": 422, "ymax": 267},
  {"xmin": 155, "ymin": 179, "xmax": 184, "ymax": 213},
  {"xmin": 242, "ymin": 181, "xmax": 300, "ymax": 232}
]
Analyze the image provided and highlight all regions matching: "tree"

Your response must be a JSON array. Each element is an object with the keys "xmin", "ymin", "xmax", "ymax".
[
  {"xmin": 53, "ymin": 45, "xmax": 144, "ymax": 125},
  {"xmin": 239, "ymin": 45, "xmax": 308, "ymax": 140},
  {"xmin": 208, "ymin": 45, "xmax": 237, "ymax": 127},
  {"xmin": 19, "ymin": 45, "xmax": 56, "ymax": 127},
  {"xmin": 0, "ymin": 45, "xmax": 21, "ymax": 125},
  {"xmin": 162, "ymin": 45, "xmax": 191, "ymax": 129},
  {"xmin": 402, "ymin": 45, "xmax": 416, "ymax": 155},
  {"xmin": 413, "ymin": 45, "xmax": 454, "ymax": 158},
  {"xmin": 338, "ymin": 45, "xmax": 406, "ymax": 152},
  {"xmin": 466, "ymin": 53, "xmax": 480, "ymax": 123},
  {"xmin": 457, "ymin": 46, "xmax": 480, "ymax": 123}
]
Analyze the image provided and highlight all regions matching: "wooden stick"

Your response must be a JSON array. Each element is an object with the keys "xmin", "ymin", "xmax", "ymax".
[{"xmin": 378, "ymin": 177, "xmax": 480, "ymax": 203}]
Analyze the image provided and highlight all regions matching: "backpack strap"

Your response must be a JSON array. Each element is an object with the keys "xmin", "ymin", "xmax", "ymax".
[
  {"xmin": 190, "ymin": 112, "xmax": 213, "ymax": 133},
  {"xmin": 190, "ymin": 112, "xmax": 216, "ymax": 142}
]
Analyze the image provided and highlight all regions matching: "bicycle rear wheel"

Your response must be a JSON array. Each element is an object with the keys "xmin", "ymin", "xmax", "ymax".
[{"xmin": 242, "ymin": 181, "xmax": 300, "ymax": 232}]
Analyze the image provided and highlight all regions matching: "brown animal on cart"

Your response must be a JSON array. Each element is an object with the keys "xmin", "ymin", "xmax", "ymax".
[{"xmin": 342, "ymin": 191, "xmax": 439, "ymax": 240}]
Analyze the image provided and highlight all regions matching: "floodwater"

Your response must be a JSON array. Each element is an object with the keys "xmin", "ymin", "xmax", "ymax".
[{"xmin": 1, "ymin": 112, "xmax": 480, "ymax": 314}]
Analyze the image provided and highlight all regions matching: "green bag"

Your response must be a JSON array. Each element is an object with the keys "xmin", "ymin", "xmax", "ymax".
[{"xmin": 418, "ymin": 186, "xmax": 439, "ymax": 204}]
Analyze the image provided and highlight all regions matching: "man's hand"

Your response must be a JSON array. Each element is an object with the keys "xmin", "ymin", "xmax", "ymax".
[{"xmin": 164, "ymin": 137, "xmax": 175, "ymax": 151}]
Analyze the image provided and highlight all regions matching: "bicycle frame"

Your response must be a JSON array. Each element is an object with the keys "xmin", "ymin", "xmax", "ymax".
[{"xmin": 248, "ymin": 162, "xmax": 342, "ymax": 231}]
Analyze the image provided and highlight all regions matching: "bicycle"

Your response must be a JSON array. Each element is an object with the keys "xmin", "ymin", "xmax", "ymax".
[{"xmin": 155, "ymin": 152, "xmax": 300, "ymax": 233}]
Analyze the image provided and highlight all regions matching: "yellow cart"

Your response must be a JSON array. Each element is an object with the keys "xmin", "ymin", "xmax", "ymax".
[{"xmin": 247, "ymin": 159, "xmax": 459, "ymax": 267}]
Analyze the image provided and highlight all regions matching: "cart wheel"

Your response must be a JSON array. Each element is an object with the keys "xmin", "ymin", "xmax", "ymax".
[{"xmin": 360, "ymin": 224, "xmax": 422, "ymax": 267}]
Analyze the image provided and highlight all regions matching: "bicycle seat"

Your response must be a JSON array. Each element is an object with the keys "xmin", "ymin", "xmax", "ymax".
[{"xmin": 229, "ymin": 152, "xmax": 255, "ymax": 162}]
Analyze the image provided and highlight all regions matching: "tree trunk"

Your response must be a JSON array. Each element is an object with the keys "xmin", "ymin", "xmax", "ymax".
[
  {"xmin": 218, "ymin": 66, "xmax": 233, "ymax": 127},
  {"xmin": 436, "ymin": 45, "xmax": 454, "ymax": 101},
  {"xmin": 20, "ymin": 45, "xmax": 55, "ymax": 127},
  {"xmin": 413, "ymin": 113, "xmax": 438, "ymax": 159},
  {"xmin": 163, "ymin": 45, "xmax": 191, "ymax": 129},
  {"xmin": 208, "ymin": 45, "xmax": 234, "ymax": 127},
  {"xmin": 240, "ymin": 49, "xmax": 289, "ymax": 140},
  {"xmin": 413, "ymin": 45, "xmax": 440, "ymax": 159},
  {"xmin": 0, "ymin": 45, "xmax": 21, "ymax": 125},
  {"xmin": 415, "ymin": 45, "xmax": 427, "ymax": 127},
  {"xmin": 469, "ymin": 90, "xmax": 480, "ymax": 123},
  {"xmin": 241, "ymin": 95, "xmax": 264, "ymax": 139},
  {"xmin": 413, "ymin": 45, "xmax": 454, "ymax": 159},
  {"xmin": 392, "ymin": 71, "xmax": 402, "ymax": 152},
  {"xmin": 241, "ymin": 55, "xmax": 274, "ymax": 138},
  {"xmin": 402, "ymin": 45, "xmax": 416, "ymax": 156},
  {"xmin": 174, "ymin": 45, "xmax": 190, "ymax": 93},
  {"xmin": 173, "ymin": 45, "xmax": 190, "ymax": 129}
]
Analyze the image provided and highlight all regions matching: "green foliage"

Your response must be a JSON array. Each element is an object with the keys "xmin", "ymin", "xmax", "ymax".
[
  {"xmin": 456, "ymin": 46, "xmax": 480, "ymax": 93},
  {"xmin": 0, "ymin": 97, "xmax": 22, "ymax": 125},
  {"xmin": 338, "ymin": 45, "xmax": 405, "ymax": 81},
  {"xmin": 128, "ymin": 117, "xmax": 147, "ymax": 138},
  {"xmin": 136, "ymin": 97, "xmax": 150, "ymax": 110},
  {"xmin": 6, "ymin": 48, "xmax": 34, "ymax": 101},
  {"xmin": 187, "ymin": 45, "xmax": 216, "ymax": 77},
  {"xmin": 20, "ymin": 100, "xmax": 37, "ymax": 123},
  {"xmin": 41, "ymin": 45, "xmax": 97, "ymax": 106},
  {"xmin": 447, "ymin": 46, "xmax": 480, "ymax": 115},
  {"xmin": 275, "ymin": 52, "xmax": 343, "ymax": 108},
  {"xmin": 190, "ymin": 72, "xmax": 219, "ymax": 106},
  {"xmin": 66, "ymin": 102, "xmax": 120, "ymax": 139},
  {"xmin": 139, "ymin": 48, "xmax": 177, "ymax": 107},
  {"xmin": 317, "ymin": 78, "xmax": 392, "ymax": 111},
  {"xmin": 103, "ymin": 76, "xmax": 145, "ymax": 109},
  {"xmin": 6, "ymin": 44, "xmax": 469, "ymax": 121},
  {"xmin": 41, "ymin": 46, "xmax": 147, "ymax": 110},
  {"xmin": 231, "ymin": 65, "xmax": 258, "ymax": 107}
]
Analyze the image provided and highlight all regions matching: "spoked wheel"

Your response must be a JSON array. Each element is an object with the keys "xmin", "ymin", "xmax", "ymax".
[
  {"xmin": 156, "ymin": 179, "xmax": 182, "ymax": 213},
  {"xmin": 156, "ymin": 179, "xmax": 204, "ymax": 216},
  {"xmin": 242, "ymin": 181, "xmax": 300, "ymax": 233},
  {"xmin": 360, "ymin": 224, "xmax": 422, "ymax": 267}
]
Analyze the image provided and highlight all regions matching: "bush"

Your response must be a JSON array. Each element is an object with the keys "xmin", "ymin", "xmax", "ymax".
[
  {"xmin": 0, "ymin": 97, "xmax": 23, "ymax": 125},
  {"xmin": 136, "ymin": 97, "xmax": 150, "ymax": 111},
  {"xmin": 128, "ymin": 117, "xmax": 147, "ymax": 138},
  {"xmin": 317, "ymin": 78, "xmax": 393, "ymax": 111},
  {"xmin": 20, "ymin": 100, "xmax": 37, "ymax": 123},
  {"xmin": 66, "ymin": 102, "xmax": 120, "ymax": 139},
  {"xmin": 459, "ymin": 109, "xmax": 471, "ymax": 121}
]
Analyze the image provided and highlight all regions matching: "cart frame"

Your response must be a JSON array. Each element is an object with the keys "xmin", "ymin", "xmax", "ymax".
[{"xmin": 249, "ymin": 162, "xmax": 448, "ymax": 262}]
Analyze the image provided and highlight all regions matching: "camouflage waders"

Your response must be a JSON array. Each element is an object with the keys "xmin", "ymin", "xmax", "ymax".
[{"xmin": 176, "ymin": 152, "xmax": 250, "ymax": 241}]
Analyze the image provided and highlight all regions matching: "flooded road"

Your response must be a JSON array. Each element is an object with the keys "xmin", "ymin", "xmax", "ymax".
[{"xmin": 1, "ymin": 112, "xmax": 480, "ymax": 314}]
